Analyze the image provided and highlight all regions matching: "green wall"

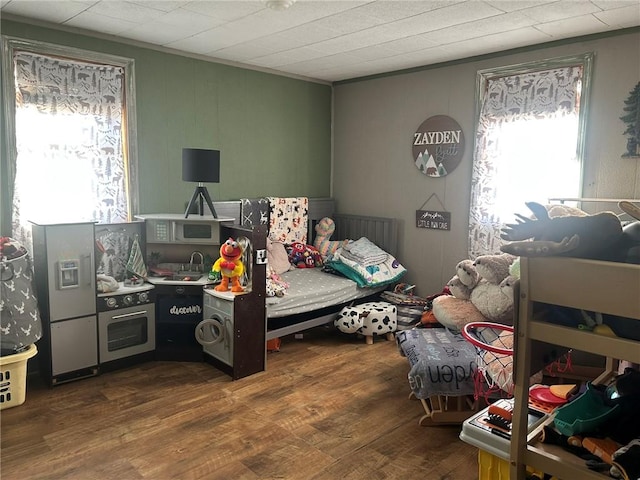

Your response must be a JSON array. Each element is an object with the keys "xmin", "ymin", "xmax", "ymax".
[{"xmin": 1, "ymin": 19, "xmax": 332, "ymax": 227}]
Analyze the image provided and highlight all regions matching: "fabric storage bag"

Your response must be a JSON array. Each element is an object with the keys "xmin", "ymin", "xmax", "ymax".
[
  {"xmin": 380, "ymin": 290, "xmax": 427, "ymax": 330},
  {"xmin": 1, "ymin": 238, "xmax": 42, "ymax": 355}
]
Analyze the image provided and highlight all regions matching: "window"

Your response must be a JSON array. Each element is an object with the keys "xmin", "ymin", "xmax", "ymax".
[
  {"xmin": 468, "ymin": 53, "xmax": 593, "ymax": 258},
  {"xmin": 1, "ymin": 36, "xmax": 138, "ymax": 248}
]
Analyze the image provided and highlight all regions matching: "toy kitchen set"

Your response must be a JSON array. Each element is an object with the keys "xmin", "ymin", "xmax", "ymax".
[
  {"xmin": 135, "ymin": 213, "xmax": 234, "ymax": 363},
  {"xmin": 31, "ymin": 220, "xmax": 156, "ymax": 385},
  {"xmin": 30, "ymin": 212, "xmax": 265, "ymax": 386}
]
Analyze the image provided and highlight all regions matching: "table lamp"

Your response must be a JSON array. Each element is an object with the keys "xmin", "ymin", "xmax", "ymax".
[{"xmin": 182, "ymin": 148, "xmax": 220, "ymax": 218}]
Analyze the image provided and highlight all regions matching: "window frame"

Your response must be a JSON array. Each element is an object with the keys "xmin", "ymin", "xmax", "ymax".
[
  {"xmin": 1, "ymin": 35, "xmax": 139, "ymax": 233},
  {"xmin": 474, "ymin": 52, "xmax": 594, "ymax": 194}
]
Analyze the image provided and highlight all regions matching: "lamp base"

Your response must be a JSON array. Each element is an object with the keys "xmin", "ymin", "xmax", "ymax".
[{"xmin": 184, "ymin": 186, "xmax": 217, "ymax": 218}]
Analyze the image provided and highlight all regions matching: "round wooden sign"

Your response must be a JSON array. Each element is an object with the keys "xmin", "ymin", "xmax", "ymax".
[{"xmin": 413, "ymin": 115, "xmax": 465, "ymax": 177}]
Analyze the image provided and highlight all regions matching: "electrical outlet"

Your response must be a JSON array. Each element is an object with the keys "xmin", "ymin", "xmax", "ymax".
[{"xmin": 255, "ymin": 249, "xmax": 267, "ymax": 264}]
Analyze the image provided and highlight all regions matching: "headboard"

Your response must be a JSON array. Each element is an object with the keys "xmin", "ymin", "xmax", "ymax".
[
  {"xmin": 212, "ymin": 198, "xmax": 398, "ymax": 256},
  {"xmin": 213, "ymin": 197, "xmax": 335, "ymax": 243},
  {"xmin": 333, "ymin": 213, "xmax": 398, "ymax": 257}
]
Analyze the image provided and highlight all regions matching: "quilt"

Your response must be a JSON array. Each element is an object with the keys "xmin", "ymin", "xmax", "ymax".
[{"xmin": 396, "ymin": 328, "xmax": 477, "ymax": 399}]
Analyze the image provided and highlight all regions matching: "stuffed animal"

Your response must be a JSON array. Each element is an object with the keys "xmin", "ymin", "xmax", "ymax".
[
  {"xmin": 473, "ymin": 253, "xmax": 516, "ymax": 284},
  {"xmin": 287, "ymin": 242, "xmax": 323, "ymax": 268},
  {"xmin": 266, "ymin": 238, "xmax": 291, "ymax": 275},
  {"xmin": 212, "ymin": 237, "xmax": 245, "ymax": 292},
  {"xmin": 432, "ymin": 253, "xmax": 517, "ymax": 330},
  {"xmin": 266, "ymin": 272, "xmax": 289, "ymax": 297},
  {"xmin": 501, "ymin": 201, "xmax": 623, "ymax": 259},
  {"xmin": 441, "ymin": 259, "xmax": 481, "ymax": 301},
  {"xmin": 431, "ymin": 295, "xmax": 489, "ymax": 332},
  {"xmin": 470, "ymin": 253, "xmax": 517, "ymax": 325},
  {"xmin": 446, "ymin": 275, "xmax": 473, "ymax": 300},
  {"xmin": 265, "ymin": 239, "xmax": 292, "ymax": 297},
  {"xmin": 335, "ymin": 301, "xmax": 397, "ymax": 344},
  {"xmin": 456, "ymin": 259, "xmax": 480, "ymax": 289},
  {"xmin": 313, "ymin": 217, "xmax": 347, "ymax": 259}
]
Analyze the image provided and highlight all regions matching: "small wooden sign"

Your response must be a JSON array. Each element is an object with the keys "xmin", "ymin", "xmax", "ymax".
[{"xmin": 416, "ymin": 209, "xmax": 451, "ymax": 230}]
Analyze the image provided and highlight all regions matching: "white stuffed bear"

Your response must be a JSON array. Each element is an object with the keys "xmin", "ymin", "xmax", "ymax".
[
  {"xmin": 432, "ymin": 253, "xmax": 518, "ymax": 331},
  {"xmin": 432, "ymin": 259, "xmax": 487, "ymax": 332},
  {"xmin": 469, "ymin": 254, "xmax": 517, "ymax": 325}
]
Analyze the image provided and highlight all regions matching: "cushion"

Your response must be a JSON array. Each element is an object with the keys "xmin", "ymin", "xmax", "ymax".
[{"xmin": 267, "ymin": 239, "xmax": 291, "ymax": 275}]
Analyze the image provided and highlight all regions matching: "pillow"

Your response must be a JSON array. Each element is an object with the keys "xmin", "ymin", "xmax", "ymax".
[{"xmin": 267, "ymin": 239, "xmax": 291, "ymax": 275}]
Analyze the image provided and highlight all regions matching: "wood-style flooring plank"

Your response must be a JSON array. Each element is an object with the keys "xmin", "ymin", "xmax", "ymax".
[{"xmin": 1, "ymin": 328, "xmax": 479, "ymax": 479}]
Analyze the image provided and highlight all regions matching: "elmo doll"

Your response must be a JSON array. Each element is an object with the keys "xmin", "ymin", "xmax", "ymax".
[{"xmin": 212, "ymin": 238, "xmax": 245, "ymax": 292}]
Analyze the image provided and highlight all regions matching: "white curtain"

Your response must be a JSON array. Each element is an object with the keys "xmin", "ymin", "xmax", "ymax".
[
  {"xmin": 468, "ymin": 66, "xmax": 584, "ymax": 259},
  {"xmin": 11, "ymin": 51, "xmax": 128, "ymax": 248}
]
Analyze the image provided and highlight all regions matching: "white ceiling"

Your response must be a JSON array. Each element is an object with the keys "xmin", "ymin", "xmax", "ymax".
[{"xmin": 2, "ymin": 0, "xmax": 639, "ymax": 83}]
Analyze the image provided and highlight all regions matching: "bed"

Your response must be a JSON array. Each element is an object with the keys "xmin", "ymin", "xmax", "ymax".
[
  {"xmin": 208, "ymin": 198, "xmax": 402, "ymax": 380},
  {"xmin": 510, "ymin": 256, "xmax": 640, "ymax": 480}
]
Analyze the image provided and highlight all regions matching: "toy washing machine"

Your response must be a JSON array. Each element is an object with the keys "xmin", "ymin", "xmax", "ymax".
[{"xmin": 198, "ymin": 289, "xmax": 234, "ymax": 367}]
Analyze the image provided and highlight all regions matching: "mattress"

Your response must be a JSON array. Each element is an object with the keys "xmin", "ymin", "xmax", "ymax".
[{"xmin": 266, "ymin": 268, "xmax": 383, "ymax": 318}]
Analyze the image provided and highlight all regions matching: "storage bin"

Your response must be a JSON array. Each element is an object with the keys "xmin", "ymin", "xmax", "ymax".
[
  {"xmin": 478, "ymin": 449, "xmax": 510, "ymax": 480},
  {"xmin": 0, "ymin": 344, "xmax": 37, "ymax": 410},
  {"xmin": 553, "ymin": 382, "xmax": 620, "ymax": 436},
  {"xmin": 460, "ymin": 399, "xmax": 549, "ymax": 480},
  {"xmin": 477, "ymin": 449, "xmax": 549, "ymax": 480}
]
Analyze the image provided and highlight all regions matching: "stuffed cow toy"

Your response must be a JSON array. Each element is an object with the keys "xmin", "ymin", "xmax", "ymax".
[{"xmin": 335, "ymin": 301, "xmax": 397, "ymax": 344}]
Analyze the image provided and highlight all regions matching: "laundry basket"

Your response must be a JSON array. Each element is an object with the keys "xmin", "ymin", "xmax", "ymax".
[{"xmin": 0, "ymin": 344, "xmax": 37, "ymax": 410}]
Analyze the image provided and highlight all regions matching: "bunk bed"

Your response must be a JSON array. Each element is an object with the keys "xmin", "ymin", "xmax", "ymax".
[
  {"xmin": 206, "ymin": 198, "xmax": 401, "ymax": 380},
  {"xmin": 510, "ymin": 256, "xmax": 640, "ymax": 480}
]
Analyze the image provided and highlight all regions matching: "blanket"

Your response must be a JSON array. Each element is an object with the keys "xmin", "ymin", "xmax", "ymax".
[
  {"xmin": 328, "ymin": 246, "xmax": 406, "ymax": 287},
  {"xmin": 267, "ymin": 197, "xmax": 309, "ymax": 244},
  {"xmin": 341, "ymin": 237, "xmax": 388, "ymax": 266},
  {"xmin": 396, "ymin": 328, "xmax": 477, "ymax": 399}
]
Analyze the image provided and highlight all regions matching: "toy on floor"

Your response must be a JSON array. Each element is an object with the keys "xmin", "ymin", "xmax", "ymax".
[
  {"xmin": 335, "ymin": 301, "xmax": 397, "ymax": 344},
  {"xmin": 212, "ymin": 237, "xmax": 245, "ymax": 293}
]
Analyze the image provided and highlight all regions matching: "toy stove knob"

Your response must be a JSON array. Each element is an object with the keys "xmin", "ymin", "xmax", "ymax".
[
  {"xmin": 138, "ymin": 291, "xmax": 148, "ymax": 303},
  {"xmin": 123, "ymin": 294, "xmax": 134, "ymax": 306},
  {"xmin": 106, "ymin": 297, "xmax": 118, "ymax": 309}
]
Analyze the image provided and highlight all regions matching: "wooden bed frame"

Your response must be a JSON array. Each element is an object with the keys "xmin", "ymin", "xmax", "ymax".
[
  {"xmin": 206, "ymin": 198, "xmax": 399, "ymax": 380},
  {"xmin": 510, "ymin": 256, "xmax": 640, "ymax": 479}
]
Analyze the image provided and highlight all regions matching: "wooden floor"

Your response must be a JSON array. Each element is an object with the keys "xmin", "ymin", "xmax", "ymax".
[{"xmin": 1, "ymin": 328, "xmax": 479, "ymax": 480}]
